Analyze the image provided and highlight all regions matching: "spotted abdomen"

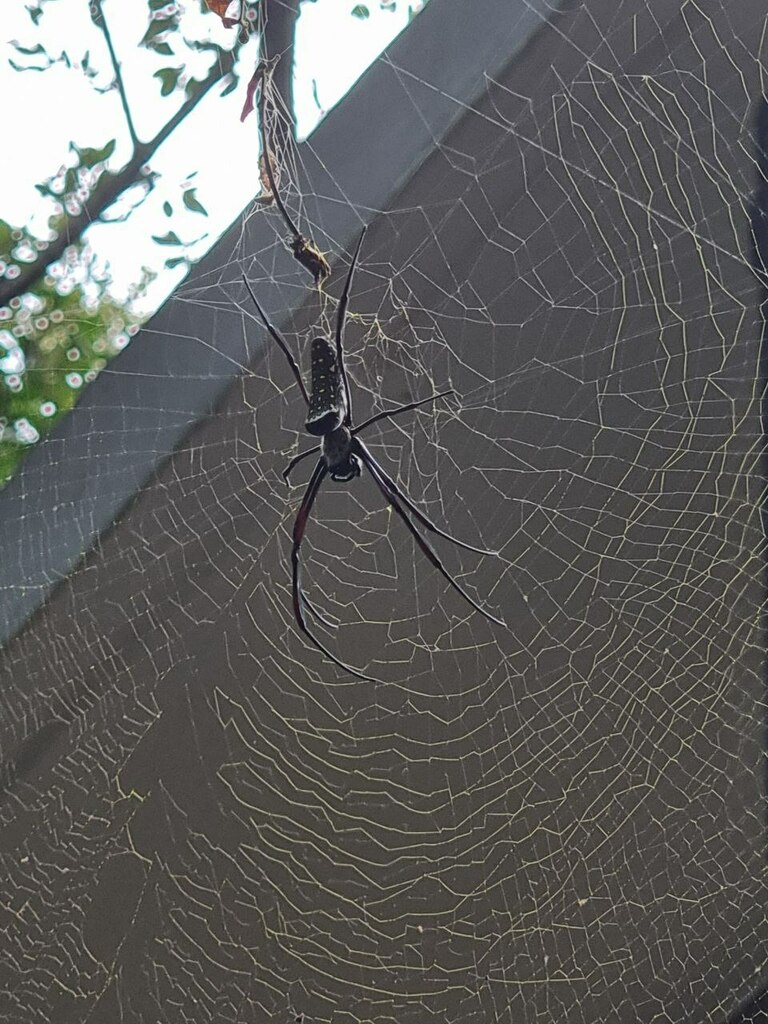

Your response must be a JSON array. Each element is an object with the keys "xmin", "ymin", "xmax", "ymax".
[{"xmin": 305, "ymin": 336, "xmax": 346, "ymax": 436}]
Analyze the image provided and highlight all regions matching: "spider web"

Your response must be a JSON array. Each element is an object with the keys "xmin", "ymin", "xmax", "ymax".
[{"xmin": 0, "ymin": 0, "xmax": 766, "ymax": 1022}]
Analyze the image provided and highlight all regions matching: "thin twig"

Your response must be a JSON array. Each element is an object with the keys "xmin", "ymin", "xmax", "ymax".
[
  {"xmin": 241, "ymin": 272, "xmax": 310, "ymax": 405},
  {"xmin": 93, "ymin": 0, "xmax": 139, "ymax": 147}
]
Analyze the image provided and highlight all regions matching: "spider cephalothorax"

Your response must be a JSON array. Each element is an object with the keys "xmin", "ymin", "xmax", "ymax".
[
  {"xmin": 321, "ymin": 427, "xmax": 361, "ymax": 482},
  {"xmin": 242, "ymin": 228, "xmax": 503, "ymax": 679}
]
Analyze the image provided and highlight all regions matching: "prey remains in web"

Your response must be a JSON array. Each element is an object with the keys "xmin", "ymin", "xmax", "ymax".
[
  {"xmin": 242, "ymin": 228, "xmax": 505, "ymax": 680},
  {"xmin": 245, "ymin": 57, "xmax": 331, "ymax": 288}
]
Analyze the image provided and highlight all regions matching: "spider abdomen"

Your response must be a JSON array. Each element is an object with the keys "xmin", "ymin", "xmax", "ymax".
[{"xmin": 305, "ymin": 336, "xmax": 346, "ymax": 437}]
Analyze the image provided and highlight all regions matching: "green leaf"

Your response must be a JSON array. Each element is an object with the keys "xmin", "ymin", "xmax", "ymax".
[
  {"xmin": 165, "ymin": 256, "xmax": 188, "ymax": 269},
  {"xmin": 72, "ymin": 138, "xmax": 116, "ymax": 168},
  {"xmin": 153, "ymin": 66, "xmax": 182, "ymax": 97},
  {"xmin": 351, "ymin": 4, "xmax": 369, "ymax": 16},
  {"xmin": 311, "ymin": 78, "xmax": 322, "ymax": 110},
  {"xmin": 151, "ymin": 231, "xmax": 182, "ymax": 246},
  {"xmin": 10, "ymin": 41, "xmax": 46, "ymax": 56},
  {"xmin": 141, "ymin": 17, "xmax": 175, "ymax": 47},
  {"xmin": 184, "ymin": 77, "xmax": 204, "ymax": 101},
  {"xmin": 185, "ymin": 38, "xmax": 220, "ymax": 53},
  {"xmin": 153, "ymin": 41, "xmax": 174, "ymax": 55},
  {"xmin": 163, "ymin": 201, "xmax": 173, "ymax": 217},
  {"xmin": 8, "ymin": 59, "xmax": 45, "ymax": 73},
  {"xmin": 182, "ymin": 189, "xmax": 207, "ymax": 216}
]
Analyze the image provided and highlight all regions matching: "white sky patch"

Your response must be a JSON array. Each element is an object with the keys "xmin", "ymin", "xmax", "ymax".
[{"xmin": 0, "ymin": 0, "xmax": 425, "ymax": 314}]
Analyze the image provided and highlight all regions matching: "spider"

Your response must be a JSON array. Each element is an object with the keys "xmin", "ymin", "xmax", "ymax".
[{"xmin": 242, "ymin": 228, "xmax": 504, "ymax": 680}]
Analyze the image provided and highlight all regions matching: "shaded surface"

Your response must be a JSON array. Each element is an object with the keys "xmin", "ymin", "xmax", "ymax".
[{"xmin": 0, "ymin": 0, "xmax": 766, "ymax": 1022}]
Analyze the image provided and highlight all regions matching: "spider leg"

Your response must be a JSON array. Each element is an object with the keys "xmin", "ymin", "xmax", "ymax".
[
  {"xmin": 242, "ymin": 273, "xmax": 310, "ymax": 406},
  {"xmin": 301, "ymin": 593, "xmax": 339, "ymax": 631},
  {"xmin": 352, "ymin": 389, "xmax": 455, "ymax": 435},
  {"xmin": 291, "ymin": 458, "xmax": 374, "ymax": 681},
  {"xmin": 353, "ymin": 438, "xmax": 497, "ymax": 557},
  {"xmin": 357, "ymin": 444, "xmax": 505, "ymax": 628},
  {"xmin": 335, "ymin": 227, "xmax": 367, "ymax": 426},
  {"xmin": 282, "ymin": 444, "xmax": 321, "ymax": 484}
]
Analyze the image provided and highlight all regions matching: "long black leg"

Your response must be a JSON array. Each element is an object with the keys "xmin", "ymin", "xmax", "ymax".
[
  {"xmin": 282, "ymin": 444, "xmax": 321, "ymax": 484},
  {"xmin": 360, "ymin": 451, "xmax": 505, "ymax": 627},
  {"xmin": 335, "ymin": 227, "xmax": 366, "ymax": 426},
  {"xmin": 354, "ymin": 438, "xmax": 497, "ymax": 557},
  {"xmin": 291, "ymin": 458, "xmax": 373, "ymax": 680},
  {"xmin": 302, "ymin": 593, "xmax": 339, "ymax": 631},
  {"xmin": 242, "ymin": 273, "xmax": 310, "ymax": 406},
  {"xmin": 353, "ymin": 389, "xmax": 455, "ymax": 436}
]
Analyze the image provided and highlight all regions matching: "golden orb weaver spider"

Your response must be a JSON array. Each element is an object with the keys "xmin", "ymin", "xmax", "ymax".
[{"xmin": 243, "ymin": 228, "xmax": 504, "ymax": 680}]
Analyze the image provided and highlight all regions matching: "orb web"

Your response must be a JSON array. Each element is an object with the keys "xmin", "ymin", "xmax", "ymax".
[{"xmin": 0, "ymin": 1, "xmax": 765, "ymax": 1022}]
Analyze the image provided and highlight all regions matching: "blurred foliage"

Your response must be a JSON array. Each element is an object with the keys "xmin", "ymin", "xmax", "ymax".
[
  {"xmin": 141, "ymin": 0, "xmax": 254, "ymax": 101},
  {"xmin": 0, "ymin": 0, "xmax": 427, "ymax": 489},
  {"xmin": 0, "ymin": 247, "xmax": 143, "ymax": 490},
  {"xmin": 350, "ymin": 1, "xmax": 421, "ymax": 19},
  {"xmin": 0, "ymin": 0, "xmax": 262, "ymax": 492},
  {"xmin": 0, "ymin": 146, "xmax": 146, "ymax": 489}
]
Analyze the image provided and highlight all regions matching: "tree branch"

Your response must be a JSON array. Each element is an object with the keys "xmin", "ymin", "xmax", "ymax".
[
  {"xmin": 0, "ymin": 48, "xmax": 235, "ymax": 308},
  {"xmin": 2, "ymin": 0, "xmax": 301, "ymax": 309}
]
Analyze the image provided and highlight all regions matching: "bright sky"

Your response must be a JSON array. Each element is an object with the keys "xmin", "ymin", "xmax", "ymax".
[{"xmin": 0, "ymin": 0, "xmax": 425, "ymax": 313}]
